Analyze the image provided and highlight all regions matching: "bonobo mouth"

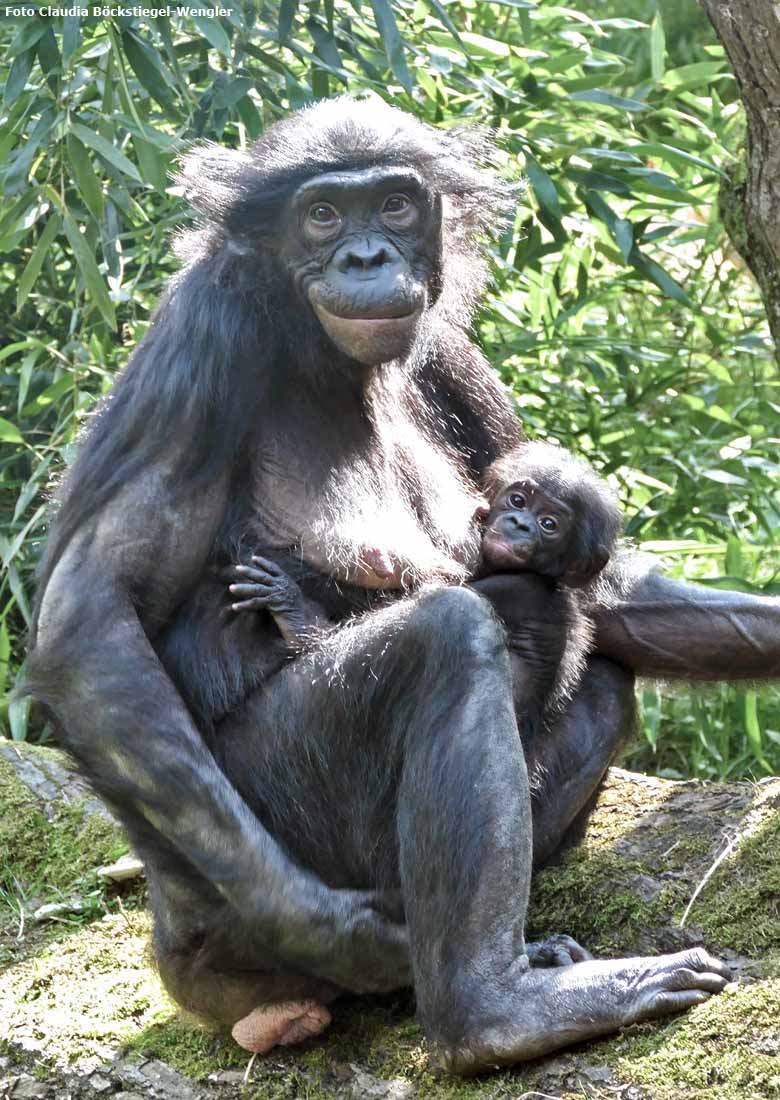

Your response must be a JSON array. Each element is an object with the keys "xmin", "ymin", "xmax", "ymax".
[
  {"xmin": 481, "ymin": 531, "xmax": 534, "ymax": 572},
  {"xmin": 311, "ymin": 302, "xmax": 424, "ymax": 366}
]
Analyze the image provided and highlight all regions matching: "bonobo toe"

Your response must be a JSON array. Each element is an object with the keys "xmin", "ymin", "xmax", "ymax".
[{"xmin": 526, "ymin": 934, "xmax": 593, "ymax": 967}]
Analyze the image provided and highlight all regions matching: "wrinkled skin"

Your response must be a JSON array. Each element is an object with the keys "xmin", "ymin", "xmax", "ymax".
[{"xmin": 28, "ymin": 99, "xmax": 779, "ymax": 1075}]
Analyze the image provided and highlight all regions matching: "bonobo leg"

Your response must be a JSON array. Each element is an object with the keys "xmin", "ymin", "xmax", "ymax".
[
  {"xmin": 153, "ymin": 581, "xmax": 730, "ymax": 1072},
  {"xmin": 526, "ymin": 657, "xmax": 636, "ymax": 867}
]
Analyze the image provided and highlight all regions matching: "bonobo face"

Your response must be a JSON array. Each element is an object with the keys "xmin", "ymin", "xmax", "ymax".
[
  {"xmin": 481, "ymin": 478, "xmax": 573, "ymax": 574},
  {"xmin": 284, "ymin": 166, "xmax": 438, "ymax": 366}
]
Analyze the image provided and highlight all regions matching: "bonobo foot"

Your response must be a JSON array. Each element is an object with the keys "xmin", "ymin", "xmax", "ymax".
[
  {"xmin": 432, "ymin": 948, "xmax": 731, "ymax": 1076},
  {"xmin": 526, "ymin": 934, "xmax": 592, "ymax": 967},
  {"xmin": 231, "ymin": 1000, "xmax": 332, "ymax": 1054}
]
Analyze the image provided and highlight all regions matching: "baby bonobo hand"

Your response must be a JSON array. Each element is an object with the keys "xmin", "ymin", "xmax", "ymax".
[
  {"xmin": 229, "ymin": 556, "xmax": 328, "ymax": 647},
  {"xmin": 230, "ymin": 555, "xmax": 302, "ymax": 615}
]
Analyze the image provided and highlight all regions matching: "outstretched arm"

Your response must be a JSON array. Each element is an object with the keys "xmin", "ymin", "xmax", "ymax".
[
  {"xmin": 590, "ymin": 554, "xmax": 780, "ymax": 680},
  {"xmin": 27, "ymin": 465, "xmax": 407, "ymax": 990}
]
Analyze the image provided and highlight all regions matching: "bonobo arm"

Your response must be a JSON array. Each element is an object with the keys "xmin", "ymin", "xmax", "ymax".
[
  {"xmin": 591, "ymin": 556, "xmax": 780, "ymax": 679},
  {"xmin": 28, "ymin": 466, "xmax": 408, "ymax": 990}
]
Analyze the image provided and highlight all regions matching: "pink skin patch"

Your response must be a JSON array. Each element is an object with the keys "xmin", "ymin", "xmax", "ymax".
[
  {"xmin": 362, "ymin": 546, "xmax": 395, "ymax": 580},
  {"xmin": 231, "ymin": 1000, "xmax": 332, "ymax": 1054}
]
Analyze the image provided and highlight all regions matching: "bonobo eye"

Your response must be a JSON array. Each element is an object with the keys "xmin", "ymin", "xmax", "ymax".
[
  {"xmin": 509, "ymin": 493, "xmax": 526, "ymax": 510},
  {"xmin": 540, "ymin": 516, "xmax": 559, "ymax": 533},
  {"xmin": 381, "ymin": 193, "xmax": 417, "ymax": 226},
  {"xmin": 306, "ymin": 202, "xmax": 341, "ymax": 231}
]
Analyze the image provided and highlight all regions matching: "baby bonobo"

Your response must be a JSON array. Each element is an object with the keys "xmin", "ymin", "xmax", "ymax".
[{"xmin": 472, "ymin": 441, "xmax": 622, "ymax": 731}]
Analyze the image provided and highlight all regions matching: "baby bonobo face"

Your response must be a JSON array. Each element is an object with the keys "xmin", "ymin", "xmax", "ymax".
[{"xmin": 481, "ymin": 478, "xmax": 573, "ymax": 575}]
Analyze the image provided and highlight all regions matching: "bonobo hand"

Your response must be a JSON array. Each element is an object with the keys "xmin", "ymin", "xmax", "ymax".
[
  {"xmin": 229, "ymin": 555, "xmax": 303, "ymax": 615},
  {"xmin": 268, "ymin": 884, "xmax": 411, "ymax": 995}
]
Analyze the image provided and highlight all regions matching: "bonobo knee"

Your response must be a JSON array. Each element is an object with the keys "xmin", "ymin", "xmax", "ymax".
[{"xmin": 410, "ymin": 584, "xmax": 507, "ymax": 662}]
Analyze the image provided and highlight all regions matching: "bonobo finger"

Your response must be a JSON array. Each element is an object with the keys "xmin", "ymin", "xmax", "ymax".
[
  {"xmin": 234, "ymin": 564, "xmax": 277, "ymax": 583},
  {"xmin": 229, "ymin": 583, "xmax": 275, "ymax": 598},
  {"xmin": 231, "ymin": 598, "xmax": 269, "ymax": 613},
  {"xmin": 251, "ymin": 555, "xmax": 286, "ymax": 575}
]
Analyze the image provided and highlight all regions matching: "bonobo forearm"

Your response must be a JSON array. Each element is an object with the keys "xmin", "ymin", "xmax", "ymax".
[{"xmin": 591, "ymin": 565, "xmax": 780, "ymax": 679}]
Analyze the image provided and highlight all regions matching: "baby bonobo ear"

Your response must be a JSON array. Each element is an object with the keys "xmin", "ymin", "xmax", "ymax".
[{"xmin": 562, "ymin": 546, "xmax": 610, "ymax": 589}]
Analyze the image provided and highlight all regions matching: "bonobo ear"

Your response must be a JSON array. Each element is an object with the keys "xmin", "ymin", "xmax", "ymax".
[
  {"xmin": 176, "ymin": 143, "xmax": 255, "ymax": 223},
  {"xmin": 562, "ymin": 547, "xmax": 610, "ymax": 589}
]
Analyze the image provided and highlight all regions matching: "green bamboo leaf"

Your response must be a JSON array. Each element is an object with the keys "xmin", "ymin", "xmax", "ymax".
[
  {"xmin": 744, "ymin": 691, "xmax": 768, "ymax": 766},
  {"xmin": 3, "ymin": 48, "xmax": 34, "ymax": 106},
  {"xmin": 614, "ymin": 219, "xmax": 633, "ymax": 262},
  {"xmin": 370, "ymin": 0, "xmax": 413, "ymax": 93},
  {"xmin": 650, "ymin": 11, "xmax": 665, "ymax": 82},
  {"xmin": 132, "ymin": 136, "xmax": 168, "ymax": 192},
  {"xmin": 16, "ymin": 213, "xmax": 61, "ymax": 313},
  {"xmin": 69, "ymin": 123, "xmax": 142, "ymax": 183},
  {"xmin": 62, "ymin": 211, "xmax": 116, "ymax": 328},
  {"xmin": 630, "ymin": 249, "xmax": 691, "ymax": 305},
  {"xmin": 8, "ymin": 20, "xmax": 48, "ymax": 57},
  {"xmin": 213, "ymin": 76, "xmax": 254, "ymax": 110},
  {"xmin": 571, "ymin": 89, "xmax": 649, "ymax": 112},
  {"xmin": 122, "ymin": 31, "xmax": 175, "ymax": 108},
  {"xmin": 525, "ymin": 154, "xmax": 563, "ymax": 222},
  {"xmin": 66, "ymin": 133, "xmax": 104, "ymax": 220},
  {"xmin": 423, "ymin": 0, "xmax": 467, "ymax": 51},
  {"xmin": 0, "ymin": 418, "xmax": 23, "ymax": 443},
  {"xmin": 278, "ymin": 0, "xmax": 299, "ymax": 41},
  {"xmin": 193, "ymin": 16, "xmax": 231, "ymax": 58},
  {"xmin": 62, "ymin": 14, "xmax": 80, "ymax": 62},
  {"xmin": 37, "ymin": 27, "xmax": 61, "ymax": 93}
]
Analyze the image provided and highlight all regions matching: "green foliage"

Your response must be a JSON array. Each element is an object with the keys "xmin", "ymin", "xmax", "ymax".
[{"xmin": 0, "ymin": 0, "xmax": 778, "ymax": 775}]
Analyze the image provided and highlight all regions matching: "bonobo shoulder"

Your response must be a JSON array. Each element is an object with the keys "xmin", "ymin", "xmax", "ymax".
[{"xmin": 36, "ymin": 462, "xmax": 230, "ymax": 646}]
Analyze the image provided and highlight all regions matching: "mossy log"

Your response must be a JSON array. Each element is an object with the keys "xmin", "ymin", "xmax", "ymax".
[{"xmin": 2, "ymin": 742, "xmax": 780, "ymax": 1100}]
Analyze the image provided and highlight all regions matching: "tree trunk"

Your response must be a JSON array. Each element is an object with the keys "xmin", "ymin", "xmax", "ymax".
[{"xmin": 702, "ymin": 0, "xmax": 780, "ymax": 362}]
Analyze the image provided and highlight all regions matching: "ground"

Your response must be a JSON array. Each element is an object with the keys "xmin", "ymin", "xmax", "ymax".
[{"xmin": 1, "ymin": 742, "xmax": 780, "ymax": 1100}]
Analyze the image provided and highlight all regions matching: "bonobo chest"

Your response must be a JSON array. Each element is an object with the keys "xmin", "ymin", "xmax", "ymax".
[{"xmin": 249, "ymin": 390, "xmax": 485, "ymax": 589}]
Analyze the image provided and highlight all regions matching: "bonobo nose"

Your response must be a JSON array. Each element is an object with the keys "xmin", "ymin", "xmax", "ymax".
[
  {"xmin": 504, "ymin": 513, "xmax": 530, "ymax": 533},
  {"xmin": 336, "ymin": 239, "xmax": 393, "ymax": 273}
]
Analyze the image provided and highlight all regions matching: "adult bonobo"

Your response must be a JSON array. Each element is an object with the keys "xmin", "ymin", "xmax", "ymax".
[{"xmin": 27, "ymin": 97, "xmax": 779, "ymax": 1074}]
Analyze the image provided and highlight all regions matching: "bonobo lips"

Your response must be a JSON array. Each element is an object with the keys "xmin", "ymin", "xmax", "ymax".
[
  {"xmin": 311, "ymin": 298, "xmax": 425, "ymax": 366},
  {"xmin": 481, "ymin": 530, "xmax": 534, "ymax": 571}
]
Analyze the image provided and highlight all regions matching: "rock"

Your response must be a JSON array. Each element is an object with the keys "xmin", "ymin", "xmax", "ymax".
[
  {"xmin": 96, "ymin": 855, "xmax": 144, "ymax": 882},
  {"xmin": 348, "ymin": 1066, "xmax": 414, "ymax": 1098},
  {"xmin": 12, "ymin": 1076, "xmax": 49, "ymax": 1098},
  {"xmin": 88, "ymin": 1073, "xmax": 113, "ymax": 1092},
  {"xmin": 33, "ymin": 900, "xmax": 83, "ymax": 923}
]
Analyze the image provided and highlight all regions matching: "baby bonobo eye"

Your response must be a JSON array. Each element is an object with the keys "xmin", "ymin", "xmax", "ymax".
[
  {"xmin": 509, "ymin": 492, "xmax": 526, "ymax": 510},
  {"xmin": 540, "ymin": 515, "xmax": 559, "ymax": 533}
]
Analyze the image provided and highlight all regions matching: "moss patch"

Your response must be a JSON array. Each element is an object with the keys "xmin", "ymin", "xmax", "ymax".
[
  {"xmin": 692, "ymin": 789, "xmax": 780, "ymax": 956},
  {"xmin": 0, "ymin": 750, "xmax": 128, "ymax": 897}
]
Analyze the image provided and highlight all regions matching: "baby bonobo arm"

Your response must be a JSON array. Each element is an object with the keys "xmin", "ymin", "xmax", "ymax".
[{"xmin": 229, "ymin": 555, "xmax": 330, "ymax": 646}]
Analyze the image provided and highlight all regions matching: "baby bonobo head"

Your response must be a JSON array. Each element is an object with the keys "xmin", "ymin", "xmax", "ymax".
[{"xmin": 480, "ymin": 442, "xmax": 622, "ymax": 588}]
